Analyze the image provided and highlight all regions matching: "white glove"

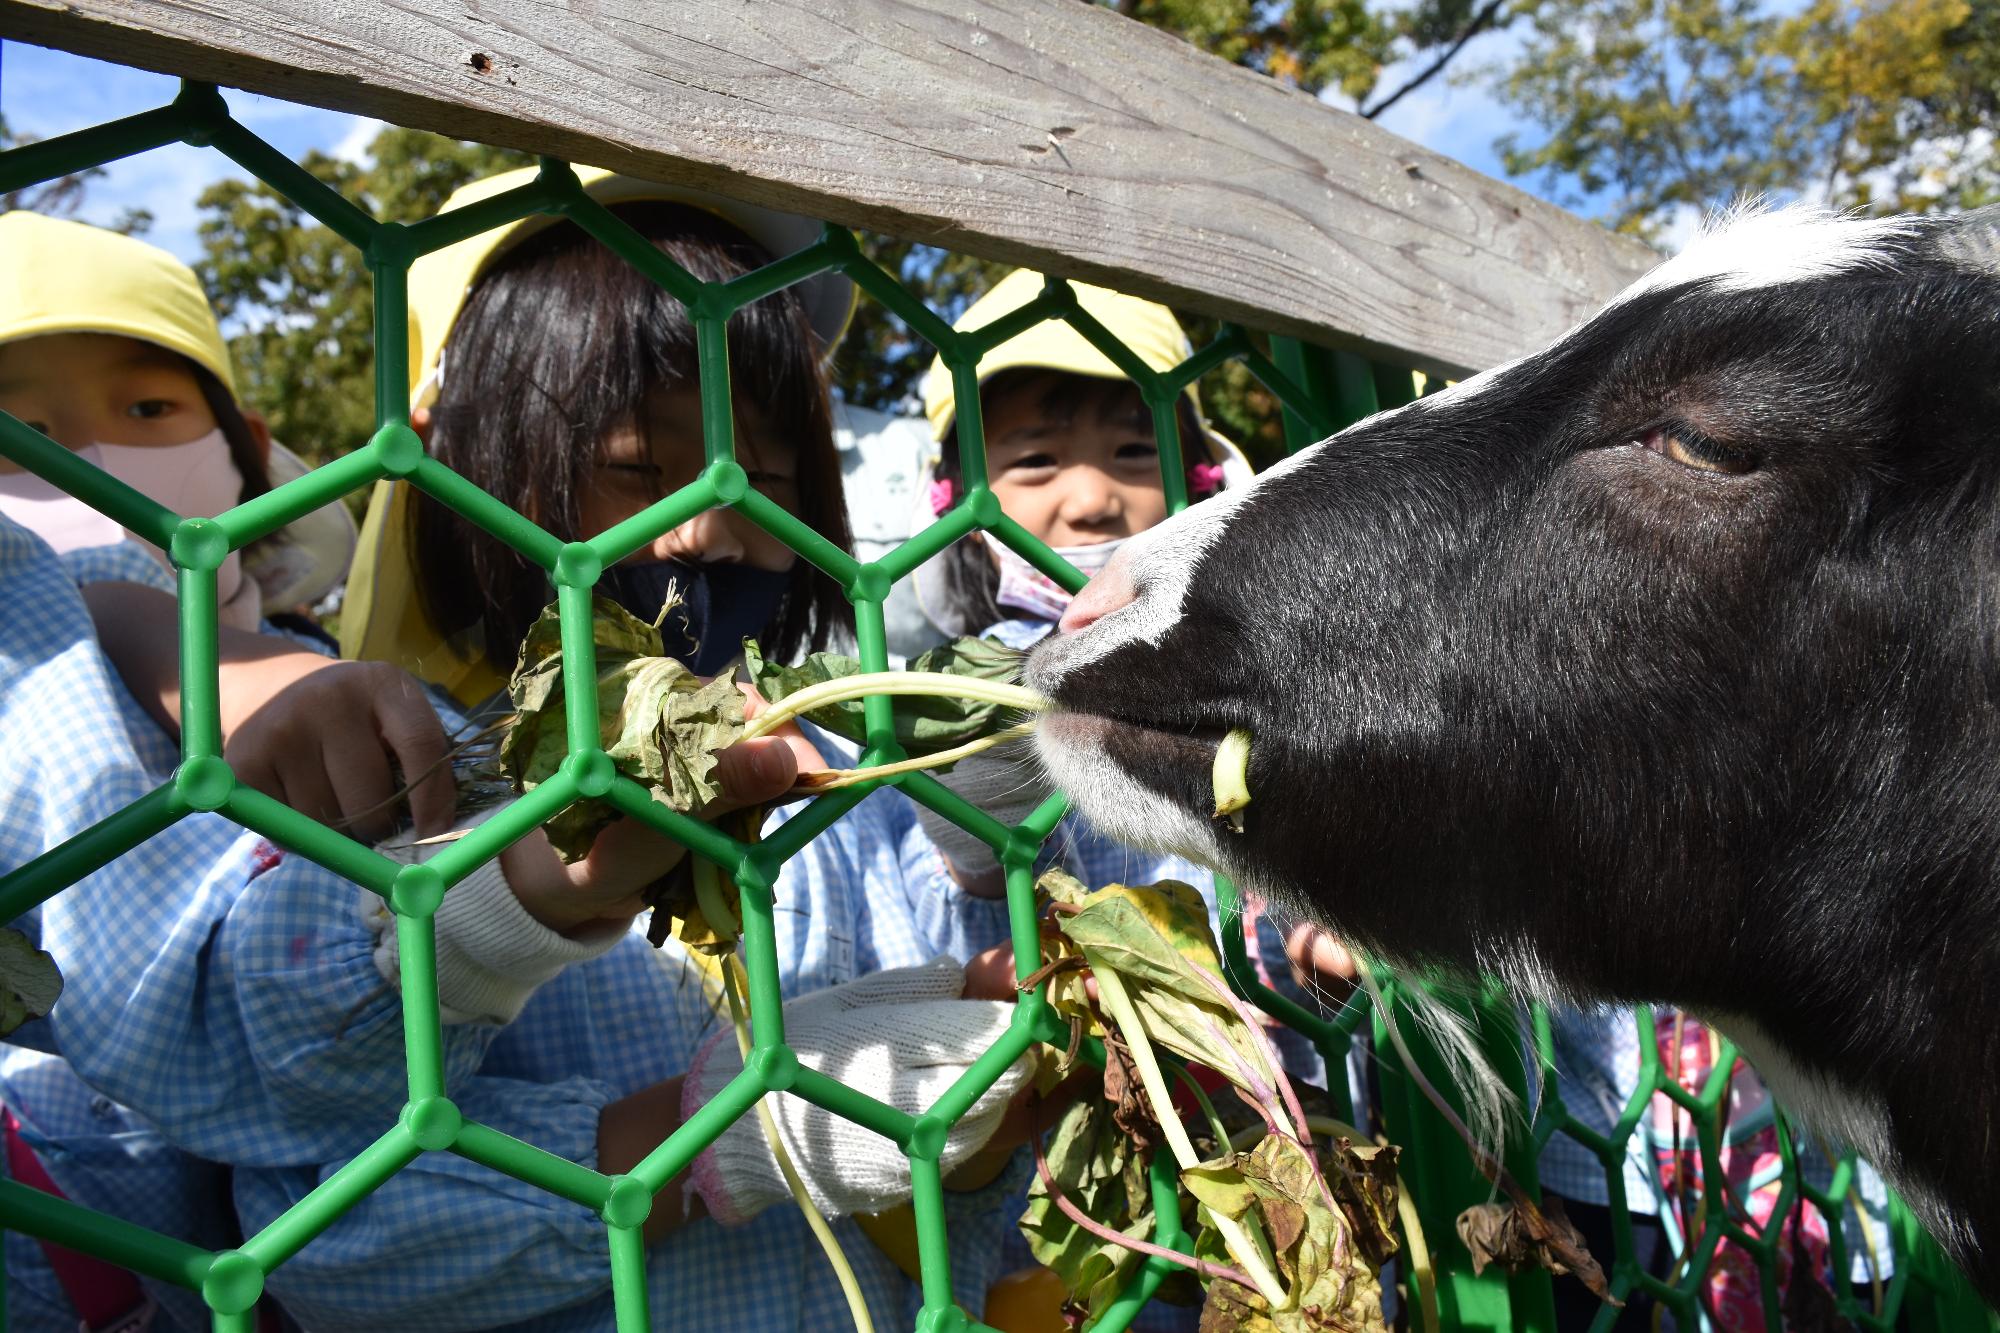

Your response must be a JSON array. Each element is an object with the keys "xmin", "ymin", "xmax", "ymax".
[
  {"xmin": 681, "ymin": 956, "xmax": 1033, "ymax": 1225},
  {"xmin": 913, "ymin": 740, "xmax": 1052, "ymax": 880}
]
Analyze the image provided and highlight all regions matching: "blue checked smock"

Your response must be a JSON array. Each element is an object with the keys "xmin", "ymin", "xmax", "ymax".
[{"xmin": 0, "ymin": 522, "xmax": 1249, "ymax": 1330}]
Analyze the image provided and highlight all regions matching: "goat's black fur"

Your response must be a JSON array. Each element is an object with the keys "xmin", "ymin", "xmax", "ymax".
[{"xmin": 1028, "ymin": 208, "xmax": 2000, "ymax": 1298}]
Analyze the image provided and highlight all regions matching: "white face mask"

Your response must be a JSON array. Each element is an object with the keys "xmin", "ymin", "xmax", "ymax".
[
  {"xmin": 981, "ymin": 532, "xmax": 1130, "ymax": 623},
  {"xmin": 0, "ymin": 430, "xmax": 257, "ymax": 626}
]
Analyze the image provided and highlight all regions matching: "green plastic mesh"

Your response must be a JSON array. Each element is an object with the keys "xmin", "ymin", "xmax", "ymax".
[{"xmin": 0, "ymin": 76, "xmax": 1991, "ymax": 1333}]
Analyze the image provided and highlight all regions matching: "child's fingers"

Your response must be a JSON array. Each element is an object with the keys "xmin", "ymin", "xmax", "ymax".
[
  {"xmin": 963, "ymin": 942, "xmax": 1018, "ymax": 1001},
  {"xmin": 319, "ymin": 723, "xmax": 401, "ymax": 842},
  {"xmin": 273, "ymin": 741, "xmax": 348, "ymax": 834},
  {"xmin": 706, "ymin": 737, "xmax": 803, "ymax": 816},
  {"xmin": 735, "ymin": 684, "xmax": 828, "ymax": 772},
  {"xmin": 368, "ymin": 671, "xmax": 454, "ymax": 837},
  {"xmin": 1283, "ymin": 922, "xmax": 1356, "ymax": 988}
]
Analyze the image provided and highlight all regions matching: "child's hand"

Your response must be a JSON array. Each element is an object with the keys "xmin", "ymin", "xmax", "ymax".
[
  {"xmin": 225, "ymin": 657, "xmax": 457, "ymax": 841},
  {"xmin": 1282, "ymin": 922, "xmax": 1357, "ymax": 999},
  {"xmin": 501, "ymin": 687, "xmax": 824, "ymax": 935},
  {"xmin": 80, "ymin": 581, "xmax": 456, "ymax": 840},
  {"xmin": 681, "ymin": 956, "xmax": 1037, "ymax": 1222}
]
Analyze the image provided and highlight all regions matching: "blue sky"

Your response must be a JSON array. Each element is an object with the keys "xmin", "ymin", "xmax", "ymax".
[
  {"xmin": 0, "ymin": 42, "xmax": 380, "ymax": 261},
  {"xmin": 1, "ymin": 35, "xmax": 1543, "ymax": 267}
]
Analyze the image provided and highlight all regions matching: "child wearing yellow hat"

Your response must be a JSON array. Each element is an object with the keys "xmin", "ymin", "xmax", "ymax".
[
  {"xmin": 906, "ymin": 275, "xmax": 1350, "ymax": 1333},
  {"xmin": 907, "ymin": 270, "xmax": 1252, "ymax": 896},
  {"xmin": 3, "ymin": 171, "xmax": 1057, "ymax": 1332},
  {"xmin": 914, "ymin": 269, "xmax": 1252, "ymax": 640},
  {"xmin": 0, "ymin": 212, "xmax": 373, "ymax": 1332},
  {"xmin": 0, "ymin": 211, "xmax": 356, "ymax": 631}
]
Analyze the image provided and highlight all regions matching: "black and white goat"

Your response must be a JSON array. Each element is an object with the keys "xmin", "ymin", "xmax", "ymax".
[{"xmin": 1028, "ymin": 206, "xmax": 2000, "ymax": 1299}]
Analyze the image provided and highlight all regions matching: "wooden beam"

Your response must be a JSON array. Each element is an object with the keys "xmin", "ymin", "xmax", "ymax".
[{"xmin": 0, "ymin": 0, "xmax": 1658, "ymax": 376}]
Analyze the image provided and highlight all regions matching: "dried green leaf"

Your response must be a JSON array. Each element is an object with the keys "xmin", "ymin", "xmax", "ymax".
[
  {"xmin": 1019, "ymin": 1098, "xmax": 1158, "ymax": 1326},
  {"xmin": 0, "ymin": 928, "xmax": 61, "ymax": 1036},
  {"xmin": 744, "ymin": 634, "xmax": 1023, "ymax": 754},
  {"xmin": 1041, "ymin": 870, "xmax": 1278, "ymax": 1104},
  {"xmin": 1191, "ymin": 1135, "xmax": 1392, "ymax": 1333},
  {"xmin": 1456, "ymin": 1197, "xmax": 1615, "ymax": 1305},
  {"xmin": 499, "ymin": 598, "xmax": 746, "ymax": 861}
]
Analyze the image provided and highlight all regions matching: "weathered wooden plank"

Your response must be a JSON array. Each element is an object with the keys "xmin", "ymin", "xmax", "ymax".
[{"xmin": 0, "ymin": 0, "xmax": 1657, "ymax": 376}]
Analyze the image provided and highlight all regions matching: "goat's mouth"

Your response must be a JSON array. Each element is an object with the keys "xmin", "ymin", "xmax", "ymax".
[
  {"xmin": 1039, "ymin": 703, "xmax": 1241, "ymax": 810},
  {"xmin": 1038, "ymin": 707, "xmax": 1233, "ymax": 759},
  {"xmin": 1032, "ymin": 707, "xmax": 1243, "ymax": 865}
]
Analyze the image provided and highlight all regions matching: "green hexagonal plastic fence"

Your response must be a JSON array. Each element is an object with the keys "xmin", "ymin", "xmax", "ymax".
[{"xmin": 0, "ymin": 74, "xmax": 1991, "ymax": 1333}]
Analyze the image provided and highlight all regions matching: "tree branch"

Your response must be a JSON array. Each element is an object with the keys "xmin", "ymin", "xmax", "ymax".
[{"xmin": 1361, "ymin": 0, "xmax": 1511, "ymax": 121}]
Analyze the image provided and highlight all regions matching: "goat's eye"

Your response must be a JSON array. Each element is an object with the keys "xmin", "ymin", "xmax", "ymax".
[{"xmin": 1636, "ymin": 426, "xmax": 1756, "ymax": 476}]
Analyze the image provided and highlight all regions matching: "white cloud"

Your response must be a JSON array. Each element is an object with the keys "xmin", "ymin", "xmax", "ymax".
[{"xmin": 332, "ymin": 116, "xmax": 386, "ymax": 166}]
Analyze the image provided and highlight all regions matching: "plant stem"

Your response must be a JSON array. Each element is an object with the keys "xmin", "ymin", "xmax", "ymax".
[
  {"xmin": 787, "ymin": 722, "xmax": 1038, "ymax": 793},
  {"xmin": 1027, "ymin": 1096, "xmax": 1256, "ymax": 1290},
  {"xmin": 723, "ymin": 955, "xmax": 875, "ymax": 1333},
  {"xmin": 692, "ymin": 859, "xmax": 741, "ymax": 939},
  {"xmin": 1092, "ymin": 967, "xmax": 1292, "ymax": 1310},
  {"xmin": 1397, "ymin": 1160, "xmax": 1441, "ymax": 1333},
  {"xmin": 1169, "ymin": 1063, "xmax": 1230, "ymax": 1151},
  {"xmin": 741, "ymin": 673, "xmax": 1047, "ymax": 742}
]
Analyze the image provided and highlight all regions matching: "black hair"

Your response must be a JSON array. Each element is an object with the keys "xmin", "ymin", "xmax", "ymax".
[
  {"xmin": 192, "ymin": 365, "xmax": 272, "ymax": 504},
  {"xmin": 411, "ymin": 200, "xmax": 853, "ymax": 672},
  {"xmin": 931, "ymin": 367, "xmax": 1209, "ymax": 632}
]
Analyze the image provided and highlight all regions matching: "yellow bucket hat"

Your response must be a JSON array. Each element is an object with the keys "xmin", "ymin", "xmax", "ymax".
[
  {"xmin": 910, "ymin": 269, "xmax": 1254, "ymax": 636},
  {"xmin": 0, "ymin": 211, "xmax": 357, "ymax": 609},
  {"xmin": 343, "ymin": 167, "xmax": 856, "ymax": 704},
  {"xmin": 920, "ymin": 268, "xmax": 1238, "ymax": 454},
  {"xmin": 0, "ymin": 211, "xmax": 237, "ymax": 396}
]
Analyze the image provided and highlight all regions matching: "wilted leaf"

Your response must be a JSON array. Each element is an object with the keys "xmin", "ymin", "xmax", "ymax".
[
  {"xmin": 1326, "ymin": 1142, "xmax": 1401, "ymax": 1270},
  {"xmin": 1101, "ymin": 1028, "xmax": 1162, "ymax": 1152},
  {"xmin": 744, "ymin": 634, "xmax": 1023, "ymax": 754},
  {"xmin": 1030, "ymin": 872, "xmax": 1397, "ymax": 1331},
  {"xmin": 1020, "ymin": 1098, "xmax": 1165, "ymax": 1325},
  {"xmin": 1456, "ymin": 1197, "xmax": 1616, "ymax": 1306},
  {"xmin": 1190, "ymin": 1135, "xmax": 1392, "ymax": 1333},
  {"xmin": 1041, "ymin": 870, "xmax": 1279, "ymax": 1108},
  {"xmin": 0, "ymin": 928, "xmax": 61, "ymax": 1035},
  {"xmin": 499, "ymin": 598, "xmax": 746, "ymax": 861}
]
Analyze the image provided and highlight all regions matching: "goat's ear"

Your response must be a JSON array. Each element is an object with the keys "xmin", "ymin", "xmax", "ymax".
[{"xmin": 1936, "ymin": 206, "xmax": 2000, "ymax": 273}]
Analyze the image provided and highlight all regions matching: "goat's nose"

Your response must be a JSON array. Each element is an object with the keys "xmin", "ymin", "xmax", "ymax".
[{"xmin": 1060, "ymin": 551, "xmax": 1136, "ymax": 634}]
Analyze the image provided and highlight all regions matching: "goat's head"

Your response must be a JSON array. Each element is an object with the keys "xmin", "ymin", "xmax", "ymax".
[{"xmin": 1027, "ymin": 206, "xmax": 2000, "ymax": 1282}]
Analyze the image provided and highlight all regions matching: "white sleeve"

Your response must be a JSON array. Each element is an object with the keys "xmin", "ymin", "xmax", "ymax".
[{"xmin": 371, "ymin": 803, "xmax": 627, "ymax": 1025}]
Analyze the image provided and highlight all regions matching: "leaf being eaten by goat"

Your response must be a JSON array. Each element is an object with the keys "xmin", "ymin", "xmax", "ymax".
[
  {"xmin": 1024, "ymin": 870, "xmax": 1399, "ymax": 1331},
  {"xmin": 743, "ymin": 633, "xmax": 1024, "ymax": 758}
]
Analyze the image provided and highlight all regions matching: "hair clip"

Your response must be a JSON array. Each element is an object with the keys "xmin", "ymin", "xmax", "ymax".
[
  {"xmin": 928, "ymin": 477, "xmax": 958, "ymax": 516},
  {"xmin": 1188, "ymin": 461, "xmax": 1226, "ymax": 498}
]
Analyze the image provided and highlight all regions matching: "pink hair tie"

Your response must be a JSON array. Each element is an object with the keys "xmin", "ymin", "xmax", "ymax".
[
  {"xmin": 928, "ymin": 477, "xmax": 957, "ymax": 516},
  {"xmin": 1188, "ymin": 461, "xmax": 1226, "ymax": 498}
]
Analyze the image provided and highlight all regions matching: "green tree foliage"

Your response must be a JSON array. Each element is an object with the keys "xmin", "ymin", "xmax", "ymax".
[
  {"xmin": 1490, "ymin": 0, "xmax": 2000, "ymax": 240},
  {"xmin": 1108, "ymin": 0, "xmax": 1518, "ymax": 115},
  {"xmin": 194, "ymin": 128, "xmax": 526, "ymax": 465},
  {"xmin": 834, "ymin": 239, "xmax": 1007, "ymax": 415}
]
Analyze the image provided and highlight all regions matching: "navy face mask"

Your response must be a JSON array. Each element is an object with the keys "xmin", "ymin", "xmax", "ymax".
[{"xmin": 599, "ymin": 558, "xmax": 793, "ymax": 676}]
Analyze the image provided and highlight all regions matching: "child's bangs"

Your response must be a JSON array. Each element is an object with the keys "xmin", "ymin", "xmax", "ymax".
[
  {"xmin": 417, "ymin": 199, "xmax": 853, "ymax": 668},
  {"xmin": 480, "ymin": 201, "xmax": 829, "ymax": 459}
]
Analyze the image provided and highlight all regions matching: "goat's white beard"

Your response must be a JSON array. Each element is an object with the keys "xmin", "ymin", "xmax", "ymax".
[{"xmin": 1353, "ymin": 955, "xmax": 1521, "ymax": 1172}]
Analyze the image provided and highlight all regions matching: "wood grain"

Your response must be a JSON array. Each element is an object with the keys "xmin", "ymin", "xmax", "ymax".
[{"xmin": 0, "ymin": 0, "xmax": 1659, "ymax": 375}]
